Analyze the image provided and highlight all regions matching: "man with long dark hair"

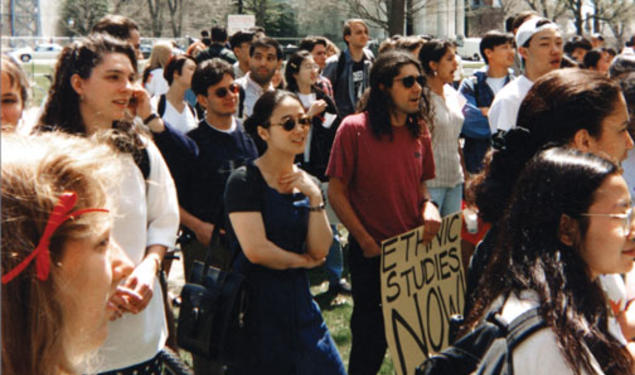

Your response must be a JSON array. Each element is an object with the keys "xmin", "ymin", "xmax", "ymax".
[{"xmin": 326, "ymin": 50, "xmax": 441, "ymax": 374}]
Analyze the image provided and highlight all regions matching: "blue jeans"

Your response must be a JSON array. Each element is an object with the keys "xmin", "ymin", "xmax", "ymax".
[
  {"xmin": 325, "ymin": 224, "xmax": 343, "ymax": 284},
  {"xmin": 429, "ymin": 183, "xmax": 463, "ymax": 217}
]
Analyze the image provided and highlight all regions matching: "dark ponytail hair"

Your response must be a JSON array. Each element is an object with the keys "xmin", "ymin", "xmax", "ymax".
[{"xmin": 475, "ymin": 68, "xmax": 623, "ymax": 223}]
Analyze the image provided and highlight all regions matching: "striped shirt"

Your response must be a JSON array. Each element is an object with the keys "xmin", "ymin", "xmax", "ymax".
[{"xmin": 427, "ymin": 84, "xmax": 465, "ymax": 188}]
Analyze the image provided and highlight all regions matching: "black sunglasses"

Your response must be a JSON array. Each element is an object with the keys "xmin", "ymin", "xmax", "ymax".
[
  {"xmin": 395, "ymin": 75, "xmax": 425, "ymax": 88},
  {"xmin": 215, "ymin": 83, "xmax": 240, "ymax": 98},
  {"xmin": 271, "ymin": 116, "xmax": 312, "ymax": 131}
]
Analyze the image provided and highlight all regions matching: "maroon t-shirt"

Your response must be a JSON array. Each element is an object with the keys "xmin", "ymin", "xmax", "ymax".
[{"xmin": 326, "ymin": 112, "xmax": 435, "ymax": 242}]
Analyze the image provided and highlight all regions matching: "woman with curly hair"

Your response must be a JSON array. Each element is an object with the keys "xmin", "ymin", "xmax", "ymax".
[
  {"xmin": 466, "ymin": 147, "xmax": 634, "ymax": 374},
  {"xmin": 465, "ymin": 69, "xmax": 633, "ymax": 318},
  {"xmin": 35, "ymin": 34, "xmax": 180, "ymax": 375}
]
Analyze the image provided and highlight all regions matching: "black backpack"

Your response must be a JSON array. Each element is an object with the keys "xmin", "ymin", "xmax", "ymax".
[{"xmin": 416, "ymin": 307, "xmax": 546, "ymax": 375}]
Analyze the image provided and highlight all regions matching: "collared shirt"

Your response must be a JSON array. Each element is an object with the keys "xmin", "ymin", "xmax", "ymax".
[
  {"xmin": 235, "ymin": 72, "xmax": 274, "ymax": 119},
  {"xmin": 233, "ymin": 62, "xmax": 247, "ymax": 79}
]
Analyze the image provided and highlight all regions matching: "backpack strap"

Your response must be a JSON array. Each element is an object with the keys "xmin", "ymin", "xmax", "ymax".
[
  {"xmin": 238, "ymin": 86, "xmax": 246, "ymax": 119},
  {"xmin": 158, "ymin": 94, "xmax": 167, "ymax": 117},
  {"xmin": 504, "ymin": 307, "xmax": 546, "ymax": 350}
]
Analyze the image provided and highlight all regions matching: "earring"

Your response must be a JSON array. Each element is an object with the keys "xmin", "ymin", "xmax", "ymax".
[{"xmin": 79, "ymin": 94, "xmax": 85, "ymax": 102}]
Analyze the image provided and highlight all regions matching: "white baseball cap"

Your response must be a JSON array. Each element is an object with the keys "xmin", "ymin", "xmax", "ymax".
[{"xmin": 515, "ymin": 17, "xmax": 560, "ymax": 48}]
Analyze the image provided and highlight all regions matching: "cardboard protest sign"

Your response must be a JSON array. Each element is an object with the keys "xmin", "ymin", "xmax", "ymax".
[{"xmin": 380, "ymin": 212, "xmax": 466, "ymax": 375}]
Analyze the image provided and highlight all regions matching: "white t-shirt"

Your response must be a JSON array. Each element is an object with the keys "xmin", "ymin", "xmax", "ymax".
[
  {"xmin": 91, "ymin": 139, "xmax": 179, "ymax": 371},
  {"xmin": 144, "ymin": 68, "xmax": 169, "ymax": 97},
  {"xmin": 151, "ymin": 95, "xmax": 198, "ymax": 134},
  {"xmin": 497, "ymin": 291, "xmax": 613, "ymax": 375},
  {"xmin": 486, "ymin": 76, "xmax": 508, "ymax": 95},
  {"xmin": 488, "ymin": 75, "xmax": 534, "ymax": 133}
]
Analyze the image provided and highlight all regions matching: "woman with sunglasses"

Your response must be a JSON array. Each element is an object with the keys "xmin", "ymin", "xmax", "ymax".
[
  {"xmin": 224, "ymin": 90, "xmax": 346, "ymax": 374},
  {"xmin": 35, "ymin": 34, "xmax": 180, "ymax": 375},
  {"xmin": 419, "ymin": 39, "xmax": 465, "ymax": 216},
  {"xmin": 465, "ymin": 147, "xmax": 634, "ymax": 374},
  {"xmin": 2, "ymin": 132, "xmax": 135, "ymax": 375}
]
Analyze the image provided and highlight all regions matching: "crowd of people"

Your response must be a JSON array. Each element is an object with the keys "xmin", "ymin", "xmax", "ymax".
[{"xmin": 2, "ymin": 10, "xmax": 635, "ymax": 375}]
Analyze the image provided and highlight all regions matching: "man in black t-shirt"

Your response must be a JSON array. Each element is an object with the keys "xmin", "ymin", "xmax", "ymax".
[{"xmin": 323, "ymin": 19, "xmax": 374, "ymax": 118}]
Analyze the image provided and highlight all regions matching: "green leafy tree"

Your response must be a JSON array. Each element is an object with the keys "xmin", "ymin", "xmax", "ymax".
[
  {"xmin": 60, "ymin": 0, "xmax": 109, "ymax": 37},
  {"xmin": 240, "ymin": 0, "xmax": 298, "ymax": 37}
]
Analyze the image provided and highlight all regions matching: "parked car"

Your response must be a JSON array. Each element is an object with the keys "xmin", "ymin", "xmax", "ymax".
[
  {"xmin": 8, "ymin": 46, "xmax": 33, "ymax": 63},
  {"xmin": 8, "ymin": 43, "xmax": 63, "ymax": 62}
]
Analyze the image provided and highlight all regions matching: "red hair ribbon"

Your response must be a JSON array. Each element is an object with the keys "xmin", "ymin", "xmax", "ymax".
[{"xmin": 2, "ymin": 191, "xmax": 108, "ymax": 284}]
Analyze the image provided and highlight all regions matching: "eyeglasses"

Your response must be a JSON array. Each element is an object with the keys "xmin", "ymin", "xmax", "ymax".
[
  {"xmin": 580, "ymin": 207, "xmax": 635, "ymax": 235},
  {"xmin": 215, "ymin": 83, "xmax": 240, "ymax": 98},
  {"xmin": 271, "ymin": 116, "xmax": 312, "ymax": 131},
  {"xmin": 394, "ymin": 75, "xmax": 425, "ymax": 88}
]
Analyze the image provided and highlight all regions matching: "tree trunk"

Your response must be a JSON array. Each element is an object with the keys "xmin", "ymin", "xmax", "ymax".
[
  {"xmin": 147, "ymin": 0, "xmax": 163, "ymax": 37},
  {"xmin": 406, "ymin": 0, "xmax": 414, "ymax": 35},
  {"xmin": 389, "ymin": 0, "xmax": 406, "ymax": 36}
]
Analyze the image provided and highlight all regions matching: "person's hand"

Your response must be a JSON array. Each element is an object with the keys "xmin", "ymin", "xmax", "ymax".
[
  {"xmin": 129, "ymin": 85, "xmax": 153, "ymax": 120},
  {"xmin": 117, "ymin": 258, "xmax": 158, "ymax": 314},
  {"xmin": 300, "ymin": 254, "xmax": 326, "ymax": 269},
  {"xmin": 107, "ymin": 285, "xmax": 144, "ymax": 321},
  {"xmin": 306, "ymin": 99, "xmax": 328, "ymax": 118},
  {"xmin": 479, "ymin": 107, "xmax": 489, "ymax": 117},
  {"xmin": 194, "ymin": 221, "xmax": 216, "ymax": 247},
  {"xmin": 279, "ymin": 169, "xmax": 321, "ymax": 201},
  {"xmin": 359, "ymin": 236, "xmax": 382, "ymax": 258},
  {"xmin": 422, "ymin": 201, "xmax": 441, "ymax": 243}
]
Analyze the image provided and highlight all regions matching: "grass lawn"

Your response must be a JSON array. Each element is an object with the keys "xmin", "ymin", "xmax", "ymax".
[{"xmin": 309, "ymin": 267, "xmax": 396, "ymax": 375}]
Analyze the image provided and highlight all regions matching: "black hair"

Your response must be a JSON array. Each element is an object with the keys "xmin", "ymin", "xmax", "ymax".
[
  {"xmin": 358, "ymin": 50, "xmax": 428, "ymax": 140},
  {"xmin": 243, "ymin": 90, "xmax": 302, "ymax": 154},
  {"xmin": 564, "ymin": 35, "xmax": 592, "ymax": 55},
  {"xmin": 467, "ymin": 147, "xmax": 632, "ymax": 375},
  {"xmin": 284, "ymin": 50, "xmax": 320, "ymax": 94},
  {"xmin": 418, "ymin": 39, "xmax": 454, "ymax": 75},
  {"xmin": 505, "ymin": 16, "xmax": 515, "ymax": 33},
  {"xmin": 474, "ymin": 68, "xmax": 623, "ymax": 224},
  {"xmin": 163, "ymin": 54, "xmax": 196, "ymax": 85},
  {"xmin": 191, "ymin": 58, "xmax": 234, "ymax": 96},
  {"xmin": 298, "ymin": 36, "xmax": 328, "ymax": 53},
  {"xmin": 249, "ymin": 37, "xmax": 283, "ymax": 60},
  {"xmin": 211, "ymin": 26, "xmax": 228, "ymax": 43},
  {"xmin": 479, "ymin": 30, "xmax": 514, "ymax": 64},
  {"xmin": 229, "ymin": 30, "xmax": 254, "ymax": 50},
  {"xmin": 583, "ymin": 48, "xmax": 603, "ymax": 69}
]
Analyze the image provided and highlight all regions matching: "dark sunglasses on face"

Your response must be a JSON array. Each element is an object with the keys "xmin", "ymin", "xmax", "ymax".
[
  {"xmin": 215, "ymin": 83, "xmax": 240, "ymax": 98},
  {"xmin": 395, "ymin": 75, "xmax": 425, "ymax": 88},
  {"xmin": 272, "ymin": 116, "xmax": 312, "ymax": 131}
]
